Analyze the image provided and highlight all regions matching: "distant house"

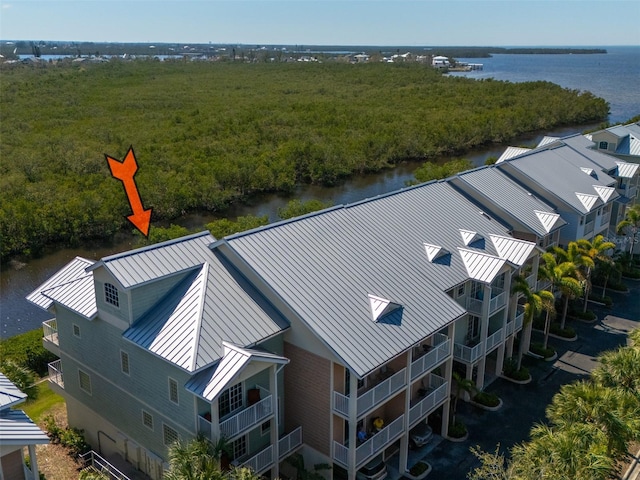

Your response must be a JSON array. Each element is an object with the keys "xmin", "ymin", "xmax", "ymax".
[
  {"xmin": 587, "ymin": 122, "xmax": 640, "ymax": 162},
  {"xmin": 431, "ymin": 55, "xmax": 450, "ymax": 68},
  {"xmin": 0, "ymin": 373, "xmax": 49, "ymax": 480}
]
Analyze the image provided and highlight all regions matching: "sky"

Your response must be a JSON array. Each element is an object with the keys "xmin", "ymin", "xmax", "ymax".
[{"xmin": 1, "ymin": 0, "xmax": 639, "ymax": 47}]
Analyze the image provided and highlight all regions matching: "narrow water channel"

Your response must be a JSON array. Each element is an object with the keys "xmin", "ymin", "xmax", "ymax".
[{"xmin": 0, "ymin": 123, "xmax": 598, "ymax": 337}]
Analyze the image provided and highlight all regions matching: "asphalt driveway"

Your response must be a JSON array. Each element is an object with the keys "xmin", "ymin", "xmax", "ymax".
[{"xmin": 422, "ymin": 278, "xmax": 640, "ymax": 480}]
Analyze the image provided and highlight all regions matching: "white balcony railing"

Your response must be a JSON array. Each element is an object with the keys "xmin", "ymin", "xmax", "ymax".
[
  {"xmin": 334, "ymin": 415, "xmax": 405, "ymax": 469},
  {"xmin": 515, "ymin": 310, "xmax": 524, "ymax": 331},
  {"xmin": 220, "ymin": 395, "xmax": 273, "ymax": 439},
  {"xmin": 333, "ymin": 368, "xmax": 407, "ymax": 418},
  {"xmin": 234, "ymin": 427, "xmax": 303, "ymax": 475},
  {"xmin": 505, "ymin": 320, "xmax": 515, "ymax": 337},
  {"xmin": 485, "ymin": 327, "xmax": 504, "ymax": 353},
  {"xmin": 584, "ymin": 220, "xmax": 595, "ymax": 235},
  {"xmin": 197, "ymin": 414, "xmax": 212, "ymax": 438},
  {"xmin": 488, "ymin": 291, "xmax": 507, "ymax": 314},
  {"xmin": 600, "ymin": 212, "xmax": 612, "ymax": 227},
  {"xmin": 454, "ymin": 340, "xmax": 484, "ymax": 364},
  {"xmin": 408, "ymin": 376, "xmax": 448, "ymax": 427},
  {"xmin": 279, "ymin": 426, "xmax": 303, "ymax": 459},
  {"xmin": 526, "ymin": 273, "xmax": 537, "ymax": 290},
  {"xmin": 42, "ymin": 319, "xmax": 59, "ymax": 346},
  {"xmin": 48, "ymin": 360, "xmax": 64, "ymax": 388},
  {"xmin": 466, "ymin": 297, "xmax": 483, "ymax": 315},
  {"xmin": 410, "ymin": 335, "xmax": 450, "ymax": 381}
]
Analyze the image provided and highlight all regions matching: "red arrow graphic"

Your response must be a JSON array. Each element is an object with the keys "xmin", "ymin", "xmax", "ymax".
[{"xmin": 106, "ymin": 147, "xmax": 153, "ymax": 237}]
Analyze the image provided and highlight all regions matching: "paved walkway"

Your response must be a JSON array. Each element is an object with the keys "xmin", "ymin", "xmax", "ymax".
[{"xmin": 411, "ymin": 279, "xmax": 640, "ymax": 480}]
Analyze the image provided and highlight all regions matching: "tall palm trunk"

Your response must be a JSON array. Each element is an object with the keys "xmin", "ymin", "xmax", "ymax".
[{"xmin": 543, "ymin": 311, "xmax": 551, "ymax": 350}]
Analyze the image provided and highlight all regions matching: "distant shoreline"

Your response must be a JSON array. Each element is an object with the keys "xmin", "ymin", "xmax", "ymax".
[{"xmin": 0, "ymin": 41, "xmax": 607, "ymax": 59}]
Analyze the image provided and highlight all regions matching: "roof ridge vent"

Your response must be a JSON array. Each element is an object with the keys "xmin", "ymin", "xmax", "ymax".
[
  {"xmin": 423, "ymin": 243, "xmax": 450, "ymax": 262},
  {"xmin": 460, "ymin": 229, "xmax": 484, "ymax": 246},
  {"xmin": 368, "ymin": 294, "xmax": 402, "ymax": 322}
]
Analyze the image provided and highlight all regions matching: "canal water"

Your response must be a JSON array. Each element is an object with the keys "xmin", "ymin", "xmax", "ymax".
[{"xmin": 0, "ymin": 123, "xmax": 598, "ymax": 338}]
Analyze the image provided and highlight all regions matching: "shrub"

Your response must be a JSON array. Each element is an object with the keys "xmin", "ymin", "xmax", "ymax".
[
  {"xmin": 449, "ymin": 420, "xmax": 467, "ymax": 438},
  {"xmin": 503, "ymin": 358, "xmax": 530, "ymax": 381},
  {"xmin": 61, "ymin": 427, "xmax": 91, "ymax": 456},
  {"xmin": 0, "ymin": 360, "xmax": 38, "ymax": 400},
  {"xmin": 530, "ymin": 343, "xmax": 555, "ymax": 359},
  {"xmin": 622, "ymin": 268, "xmax": 640, "ymax": 279},
  {"xmin": 43, "ymin": 414, "xmax": 63, "ymax": 443},
  {"xmin": 474, "ymin": 391, "xmax": 500, "ymax": 408},
  {"xmin": 409, "ymin": 461, "xmax": 430, "ymax": 476},
  {"xmin": 549, "ymin": 323, "xmax": 576, "ymax": 338},
  {"xmin": 588, "ymin": 293, "xmax": 612, "ymax": 306}
]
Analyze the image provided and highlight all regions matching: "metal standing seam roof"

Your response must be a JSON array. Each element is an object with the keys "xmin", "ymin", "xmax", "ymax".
[
  {"xmin": 497, "ymin": 146, "xmax": 618, "ymax": 214},
  {"xmin": 185, "ymin": 342, "xmax": 289, "ymax": 401},
  {"xmin": 454, "ymin": 167, "xmax": 567, "ymax": 238},
  {"xmin": 0, "ymin": 373, "xmax": 26, "ymax": 409},
  {"xmin": 537, "ymin": 136, "xmax": 560, "ymax": 147},
  {"xmin": 496, "ymin": 146, "xmax": 531, "ymax": 163},
  {"xmin": 87, "ymin": 232, "xmax": 217, "ymax": 289},
  {"xmin": 223, "ymin": 181, "xmax": 519, "ymax": 377},
  {"xmin": 489, "ymin": 235, "xmax": 537, "ymax": 266},
  {"xmin": 0, "ymin": 410, "xmax": 49, "ymax": 446},
  {"xmin": 26, "ymin": 256, "xmax": 95, "ymax": 310},
  {"xmin": 617, "ymin": 134, "xmax": 640, "ymax": 156},
  {"xmin": 41, "ymin": 275, "xmax": 97, "ymax": 320},
  {"xmin": 123, "ymin": 253, "xmax": 289, "ymax": 373}
]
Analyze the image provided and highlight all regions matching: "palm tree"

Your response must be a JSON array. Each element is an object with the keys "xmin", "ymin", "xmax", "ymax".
[
  {"xmin": 592, "ymin": 255, "xmax": 620, "ymax": 299},
  {"xmin": 538, "ymin": 251, "xmax": 582, "ymax": 331},
  {"xmin": 511, "ymin": 423, "xmax": 614, "ymax": 480},
  {"xmin": 546, "ymin": 381, "xmax": 640, "ymax": 459},
  {"xmin": 592, "ymin": 346, "xmax": 640, "ymax": 400},
  {"xmin": 511, "ymin": 275, "xmax": 555, "ymax": 370},
  {"xmin": 574, "ymin": 236, "xmax": 615, "ymax": 312},
  {"xmin": 617, "ymin": 204, "xmax": 640, "ymax": 259},
  {"xmin": 164, "ymin": 435, "xmax": 226, "ymax": 480},
  {"xmin": 451, "ymin": 371, "xmax": 477, "ymax": 424}
]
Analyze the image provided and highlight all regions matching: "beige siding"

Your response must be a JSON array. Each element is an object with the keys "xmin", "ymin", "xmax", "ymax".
[
  {"xmin": 0, "ymin": 449, "xmax": 25, "ymax": 480},
  {"xmin": 284, "ymin": 342, "xmax": 331, "ymax": 456}
]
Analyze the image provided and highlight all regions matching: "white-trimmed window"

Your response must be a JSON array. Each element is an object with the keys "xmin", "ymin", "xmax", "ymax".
[
  {"xmin": 168, "ymin": 378, "xmax": 179, "ymax": 404},
  {"xmin": 457, "ymin": 283, "xmax": 465, "ymax": 297},
  {"xmin": 219, "ymin": 383, "xmax": 243, "ymax": 418},
  {"xmin": 78, "ymin": 369, "xmax": 92, "ymax": 394},
  {"xmin": 121, "ymin": 351, "xmax": 130, "ymax": 375},
  {"xmin": 232, "ymin": 436, "xmax": 247, "ymax": 460},
  {"xmin": 261, "ymin": 420, "xmax": 271, "ymax": 435},
  {"xmin": 599, "ymin": 141, "xmax": 608, "ymax": 150},
  {"xmin": 73, "ymin": 324, "xmax": 81, "ymax": 338},
  {"xmin": 163, "ymin": 424, "xmax": 179, "ymax": 446},
  {"xmin": 104, "ymin": 283, "xmax": 119, "ymax": 307},
  {"xmin": 142, "ymin": 410, "xmax": 153, "ymax": 430}
]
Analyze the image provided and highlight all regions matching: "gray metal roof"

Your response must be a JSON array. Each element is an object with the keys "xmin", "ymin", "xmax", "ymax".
[
  {"xmin": 185, "ymin": 342, "xmax": 288, "ymax": 401},
  {"xmin": 26, "ymin": 257, "xmax": 94, "ymax": 311},
  {"xmin": 0, "ymin": 409, "xmax": 49, "ymax": 446},
  {"xmin": 497, "ymin": 146, "xmax": 530, "ymax": 163},
  {"xmin": 88, "ymin": 232, "xmax": 217, "ymax": 289},
  {"xmin": 616, "ymin": 161, "xmax": 639, "ymax": 178},
  {"xmin": 497, "ymin": 146, "xmax": 618, "ymax": 215},
  {"xmin": 124, "ymin": 253, "xmax": 289, "ymax": 373},
  {"xmin": 454, "ymin": 167, "xmax": 566, "ymax": 238},
  {"xmin": 42, "ymin": 275, "xmax": 97, "ymax": 320},
  {"xmin": 0, "ymin": 373, "xmax": 26, "ymax": 410},
  {"xmin": 223, "ymin": 181, "xmax": 520, "ymax": 377}
]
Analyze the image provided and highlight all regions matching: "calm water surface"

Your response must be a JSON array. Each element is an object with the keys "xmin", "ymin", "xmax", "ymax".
[{"xmin": 2, "ymin": 46, "xmax": 639, "ymax": 338}]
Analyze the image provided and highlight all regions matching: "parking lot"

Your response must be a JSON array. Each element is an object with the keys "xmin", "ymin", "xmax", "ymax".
[{"xmin": 390, "ymin": 279, "xmax": 640, "ymax": 480}]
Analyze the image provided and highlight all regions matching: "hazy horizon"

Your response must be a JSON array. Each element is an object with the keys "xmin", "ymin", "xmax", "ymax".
[{"xmin": 1, "ymin": 1, "xmax": 638, "ymax": 47}]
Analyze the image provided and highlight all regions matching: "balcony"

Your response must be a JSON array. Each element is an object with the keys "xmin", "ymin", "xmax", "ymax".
[
  {"xmin": 334, "ymin": 415, "xmax": 404, "ymax": 469},
  {"xmin": 234, "ymin": 427, "xmax": 303, "ymax": 475},
  {"xmin": 485, "ymin": 327, "xmax": 504, "ymax": 353},
  {"xmin": 42, "ymin": 319, "xmax": 59, "ymax": 356},
  {"xmin": 525, "ymin": 273, "xmax": 537, "ymax": 290},
  {"xmin": 488, "ymin": 290, "xmax": 507, "ymax": 314},
  {"xmin": 465, "ymin": 297, "xmax": 483, "ymax": 315},
  {"xmin": 410, "ymin": 334, "xmax": 450, "ymax": 382},
  {"xmin": 408, "ymin": 375, "xmax": 448, "ymax": 428},
  {"xmin": 600, "ymin": 212, "xmax": 611, "ymax": 227},
  {"xmin": 584, "ymin": 220, "xmax": 595, "ymax": 236},
  {"xmin": 454, "ymin": 339, "xmax": 484, "ymax": 364},
  {"xmin": 514, "ymin": 309, "xmax": 524, "ymax": 332},
  {"xmin": 220, "ymin": 394, "xmax": 273, "ymax": 439},
  {"xmin": 48, "ymin": 360, "xmax": 64, "ymax": 389},
  {"xmin": 333, "ymin": 368, "xmax": 407, "ymax": 419}
]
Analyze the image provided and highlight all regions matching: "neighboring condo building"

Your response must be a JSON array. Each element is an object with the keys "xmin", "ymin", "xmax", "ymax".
[{"xmin": 28, "ymin": 133, "xmax": 639, "ymax": 480}]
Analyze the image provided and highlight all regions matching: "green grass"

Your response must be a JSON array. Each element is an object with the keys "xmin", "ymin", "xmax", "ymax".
[{"xmin": 21, "ymin": 381, "xmax": 65, "ymax": 423}]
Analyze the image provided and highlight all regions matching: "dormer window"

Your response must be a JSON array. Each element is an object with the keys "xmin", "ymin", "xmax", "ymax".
[
  {"xmin": 599, "ymin": 141, "xmax": 608, "ymax": 150},
  {"xmin": 104, "ymin": 283, "xmax": 119, "ymax": 307}
]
